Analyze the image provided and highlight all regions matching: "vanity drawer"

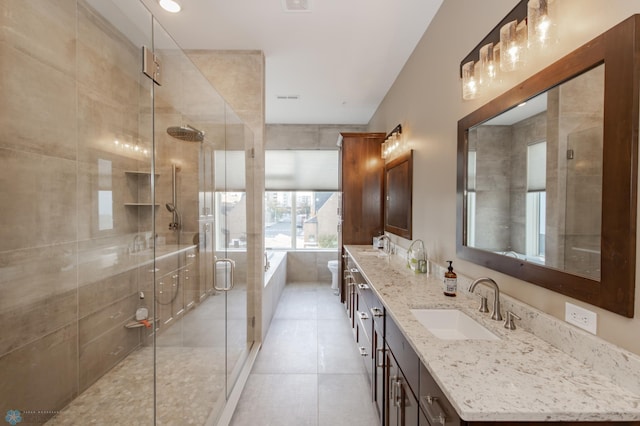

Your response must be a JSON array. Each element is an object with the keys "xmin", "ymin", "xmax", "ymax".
[
  {"xmin": 419, "ymin": 363, "xmax": 461, "ymax": 426},
  {"xmin": 386, "ymin": 313, "xmax": 419, "ymax": 396}
]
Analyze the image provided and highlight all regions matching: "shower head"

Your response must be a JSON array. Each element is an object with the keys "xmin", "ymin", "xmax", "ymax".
[
  {"xmin": 166, "ymin": 125, "xmax": 204, "ymax": 142},
  {"xmin": 165, "ymin": 203, "xmax": 177, "ymax": 213}
]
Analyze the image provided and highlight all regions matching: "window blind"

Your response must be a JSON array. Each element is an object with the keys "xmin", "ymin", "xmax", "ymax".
[
  {"xmin": 527, "ymin": 141, "xmax": 546, "ymax": 192},
  {"xmin": 266, "ymin": 150, "xmax": 338, "ymax": 191}
]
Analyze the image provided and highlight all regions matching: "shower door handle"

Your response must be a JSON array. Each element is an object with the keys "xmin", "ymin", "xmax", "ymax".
[{"xmin": 214, "ymin": 258, "xmax": 236, "ymax": 292}]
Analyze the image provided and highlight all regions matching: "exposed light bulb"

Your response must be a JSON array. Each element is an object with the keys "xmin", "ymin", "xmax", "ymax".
[{"xmin": 159, "ymin": 0, "xmax": 181, "ymax": 13}]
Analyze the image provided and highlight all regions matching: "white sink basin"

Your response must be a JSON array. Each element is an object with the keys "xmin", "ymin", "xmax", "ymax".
[{"xmin": 410, "ymin": 309, "xmax": 500, "ymax": 340}]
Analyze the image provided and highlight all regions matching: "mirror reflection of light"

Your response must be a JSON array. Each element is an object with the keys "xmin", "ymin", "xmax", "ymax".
[{"xmin": 159, "ymin": 0, "xmax": 181, "ymax": 13}]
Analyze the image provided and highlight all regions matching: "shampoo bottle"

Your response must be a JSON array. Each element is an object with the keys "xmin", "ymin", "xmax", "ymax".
[{"xmin": 444, "ymin": 260, "xmax": 457, "ymax": 297}]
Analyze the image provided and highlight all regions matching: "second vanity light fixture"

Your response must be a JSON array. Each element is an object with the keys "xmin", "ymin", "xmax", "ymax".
[
  {"xmin": 461, "ymin": 0, "xmax": 557, "ymax": 100},
  {"xmin": 381, "ymin": 124, "xmax": 405, "ymax": 161}
]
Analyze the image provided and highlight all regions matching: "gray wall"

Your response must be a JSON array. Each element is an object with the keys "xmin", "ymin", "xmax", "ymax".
[{"xmin": 368, "ymin": 0, "xmax": 640, "ymax": 355}]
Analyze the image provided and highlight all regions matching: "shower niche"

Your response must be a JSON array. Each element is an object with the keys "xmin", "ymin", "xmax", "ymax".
[{"xmin": 123, "ymin": 170, "xmax": 159, "ymax": 207}]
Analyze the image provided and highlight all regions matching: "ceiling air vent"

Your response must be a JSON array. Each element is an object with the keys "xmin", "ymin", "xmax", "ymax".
[
  {"xmin": 282, "ymin": 0, "xmax": 311, "ymax": 12},
  {"xmin": 276, "ymin": 95, "xmax": 300, "ymax": 100}
]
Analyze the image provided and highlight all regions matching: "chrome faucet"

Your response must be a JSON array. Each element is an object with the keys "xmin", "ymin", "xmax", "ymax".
[
  {"xmin": 378, "ymin": 235, "xmax": 391, "ymax": 255},
  {"xmin": 132, "ymin": 234, "xmax": 145, "ymax": 253},
  {"xmin": 468, "ymin": 277, "xmax": 503, "ymax": 321}
]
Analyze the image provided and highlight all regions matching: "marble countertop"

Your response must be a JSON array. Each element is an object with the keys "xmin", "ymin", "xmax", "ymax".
[
  {"xmin": 345, "ymin": 245, "xmax": 640, "ymax": 422},
  {"xmin": 78, "ymin": 244, "xmax": 198, "ymax": 285}
]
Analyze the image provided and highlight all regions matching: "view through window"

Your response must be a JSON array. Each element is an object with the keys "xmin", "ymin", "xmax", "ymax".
[{"xmin": 265, "ymin": 191, "xmax": 339, "ymax": 249}]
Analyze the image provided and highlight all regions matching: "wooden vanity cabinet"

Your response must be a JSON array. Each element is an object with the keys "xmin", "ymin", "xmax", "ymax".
[{"xmin": 346, "ymin": 254, "xmax": 639, "ymax": 426}]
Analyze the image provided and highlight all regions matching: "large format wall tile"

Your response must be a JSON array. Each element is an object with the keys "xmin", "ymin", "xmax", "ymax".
[
  {"xmin": 76, "ymin": 2, "xmax": 140, "ymax": 107},
  {"xmin": 0, "ymin": 45, "xmax": 77, "ymax": 160},
  {"xmin": 0, "ymin": 0, "xmax": 76, "ymax": 76},
  {"xmin": 0, "ymin": 324, "xmax": 78, "ymax": 420},
  {"xmin": 0, "ymin": 242, "xmax": 77, "ymax": 312},
  {"xmin": 0, "ymin": 148, "xmax": 77, "ymax": 251},
  {"xmin": 0, "ymin": 289, "xmax": 77, "ymax": 358},
  {"xmin": 78, "ymin": 321, "xmax": 140, "ymax": 392}
]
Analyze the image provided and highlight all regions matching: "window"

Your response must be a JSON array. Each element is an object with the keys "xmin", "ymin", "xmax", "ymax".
[
  {"xmin": 526, "ymin": 141, "xmax": 546, "ymax": 259},
  {"xmin": 265, "ymin": 191, "xmax": 339, "ymax": 249},
  {"xmin": 466, "ymin": 150, "xmax": 477, "ymax": 246},
  {"xmin": 97, "ymin": 159, "xmax": 113, "ymax": 231},
  {"xmin": 216, "ymin": 191, "xmax": 246, "ymax": 249},
  {"xmin": 265, "ymin": 150, "xmax": 339, "ymax": 250},
  {"xmin": 213, "ymin": 150, "xmax": 247, "ymax": 250}
]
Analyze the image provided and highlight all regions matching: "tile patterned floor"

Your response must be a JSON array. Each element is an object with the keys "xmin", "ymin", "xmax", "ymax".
[
  {"xmin": 46, "ymin": 282, "xmax": 378, "ymax": 425},
  {"xmin": 47, "ymin": 289, "xmax": 248, "ymax": 425},
  {"xmin": 229, "ymin": 282, "xmax": 380, "ymax": 426}
]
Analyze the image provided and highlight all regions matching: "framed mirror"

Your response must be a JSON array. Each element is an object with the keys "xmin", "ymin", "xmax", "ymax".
[
  {"xmin": 457, "ymin": 15, "xmax": 639, "ymax": 317},
  {"xmin": 385, "ymin": 150, "xmax": 413, "ymax": 239}
]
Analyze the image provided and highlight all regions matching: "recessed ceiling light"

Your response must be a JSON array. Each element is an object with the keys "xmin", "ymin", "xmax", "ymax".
[
  {"xmin": 159, "ymin": 0, "xmax": 181, "ymax": 13},
  {"xmin": 282, "ymin": 0, "xmax": 311, "ymax": 12}
]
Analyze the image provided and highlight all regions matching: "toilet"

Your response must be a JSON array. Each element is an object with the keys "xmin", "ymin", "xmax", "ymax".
[{"xmin": 327, "ymin": 260, "xmax": 339, "ymax": 291}]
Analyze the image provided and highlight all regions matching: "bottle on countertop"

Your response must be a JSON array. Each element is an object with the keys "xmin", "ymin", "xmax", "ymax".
[{"xmin": 444, "ymin": 260, "xmax": 457, "ymax": 297}]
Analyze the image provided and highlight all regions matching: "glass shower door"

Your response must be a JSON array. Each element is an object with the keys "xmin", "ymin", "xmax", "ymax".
[
  {"xmin": 151, "ymin": 16, "xmax": 253, "ymax": 425},
  {"xmin": 215, "ymin": 106, "xmax": 253, "ymax": 400}
]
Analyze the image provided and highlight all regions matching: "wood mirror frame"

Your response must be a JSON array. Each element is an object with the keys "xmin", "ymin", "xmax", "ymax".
[
  {"xmin": 385, "ymin": 150, "xmax": 413, "ymax": 239},
  {"xmin": 457, "ymin": 15, "xmax": 640, "ymax": 317}
]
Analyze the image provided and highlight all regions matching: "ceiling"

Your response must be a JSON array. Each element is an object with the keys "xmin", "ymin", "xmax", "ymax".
[{"xmin": 139, "ymin": 0, "xmax": 443, "ymax": 125}]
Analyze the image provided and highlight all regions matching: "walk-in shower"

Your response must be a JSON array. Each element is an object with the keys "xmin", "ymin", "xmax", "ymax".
[{"xmin": 1, "ymin": 2, "xmax": 254, "ymax": 424}]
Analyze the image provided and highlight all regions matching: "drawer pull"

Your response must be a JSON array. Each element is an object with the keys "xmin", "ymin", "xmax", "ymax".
[
  {"xmin": 389, "ymin": 376, "xmax": 398, "ymax": 405},
  {"xmin": 375, "ymin": 348, "xmax": 385, "ymax": 367},
  {"xmin": 357, "ymin": 283, "xmax": 369, "ymax": 290},
  {"xmin": 421, "ymin": 395, "xmax": 447, "ymax": 426},
  {"xmin": 358, "ymin": 346, "xmax": 368, "ymax": 357},
  {"xmin": 370, "ymin": 307, "xmax": 384, "ymax": 317},
  {"xmin": 357, "ymin": 311, "xmax": 369, "ymax": 320},
  {"xmin": 395, "ymin": 381, "xmax": 403, "ymax": 408}
]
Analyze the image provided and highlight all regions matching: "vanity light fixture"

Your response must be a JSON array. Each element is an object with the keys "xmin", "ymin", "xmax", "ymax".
[
  {"xmin": 159, "ymin": 0, "xmax": 181, "ymax": 13},
  {"xmin": 459, "ymin": 0, "xmax": 557, "ymax": 100},
  {"xmin": 381, "ymin": 124, "xmax": 405, "ymax": 161},
  {"xmin": 528, "ymin": 0, "xmax": 557, "ymax": 51},
  {"xmin": 462, "ymin": 61, "xmax": 478, "ymax": 100},
  {"xmin": 114, "ymin": 139, "xmax": 149, "ymax": 156},
  {"xmin": 500, "ymin": 19, "xmax": 527, "ymax": 72}
]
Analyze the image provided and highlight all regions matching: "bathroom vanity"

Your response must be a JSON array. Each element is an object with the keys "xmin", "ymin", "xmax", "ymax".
[{"xmin": 343, "ymin": 245, "xmax": 640, "ymax": 426}]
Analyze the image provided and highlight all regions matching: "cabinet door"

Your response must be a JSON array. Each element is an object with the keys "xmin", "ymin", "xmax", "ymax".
[
  {"xmin": 419, "ymin": 408, "xmax": 429, "ymax": 426},
  {"xmin": 373, "ymin": 324, "xmax": 385, "ymax": 418},
  {"xmin": 398, "ymin": 378, "xmax": 419, "ymax": 426},
  {"xmin": 386, "ymin": 348, "xmax": 399, "ymax": 426},
  {"xmin": 387, "ymin": 345, "xmax": 419, "ymax": 426},
  {"xmin": 340, "ymin": 132, "xmax": 385, "ymax": 245}
]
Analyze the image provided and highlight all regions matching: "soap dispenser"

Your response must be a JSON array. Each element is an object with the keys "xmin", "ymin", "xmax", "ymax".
[{"xmin": 443, "ymin": 260, "xmax": 457, "ymax": 297}]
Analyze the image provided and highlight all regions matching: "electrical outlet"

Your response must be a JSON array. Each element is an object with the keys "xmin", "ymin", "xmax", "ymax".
[{"xmin": 565, "ymin": 302, "xmax": 597, "ymax": 334}]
